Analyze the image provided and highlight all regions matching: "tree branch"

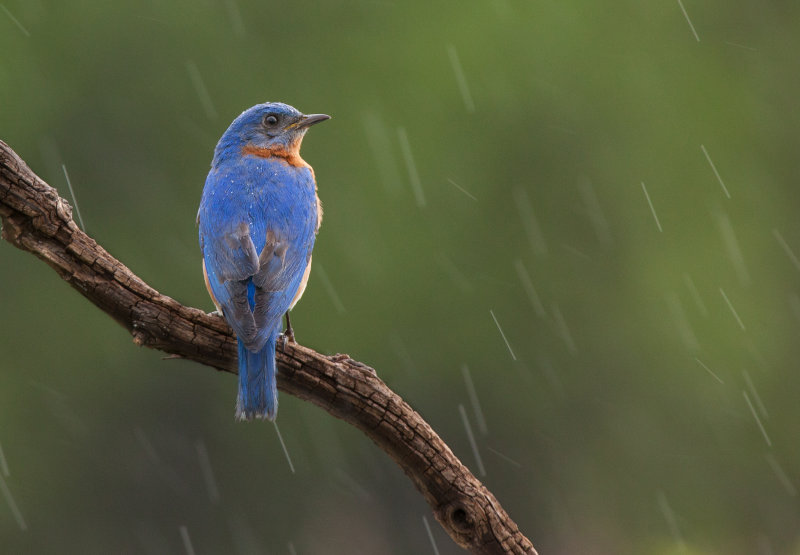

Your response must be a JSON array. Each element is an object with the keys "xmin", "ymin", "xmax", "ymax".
[{"xmin": 0, "ymin": 139, "xmax": 537, "ymax": 554}]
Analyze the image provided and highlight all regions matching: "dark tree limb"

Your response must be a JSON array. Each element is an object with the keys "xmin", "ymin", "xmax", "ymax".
[{"xmin": 0, "ymin": 139, "xmax": 537, "ymax": 554}]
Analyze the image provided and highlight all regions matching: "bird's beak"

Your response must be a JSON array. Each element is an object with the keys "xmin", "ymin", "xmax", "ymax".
[{"xmin": 294, "ymin": 113, "xmax": 331, "ymax": 129}]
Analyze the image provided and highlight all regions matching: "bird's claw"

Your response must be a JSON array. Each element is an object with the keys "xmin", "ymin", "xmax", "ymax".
[
  {"xmin": 279, "ymin": 329, "xmax": 296, "ymax": 352},
  {"xmin": 279, "ymin": 311, "xmax": 296, "ymax": 352}
]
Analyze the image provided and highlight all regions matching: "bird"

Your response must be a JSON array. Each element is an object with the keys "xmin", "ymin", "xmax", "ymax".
[{"xmin": 197, "ymin": 102, "xmax": 329, "ymax": 421}]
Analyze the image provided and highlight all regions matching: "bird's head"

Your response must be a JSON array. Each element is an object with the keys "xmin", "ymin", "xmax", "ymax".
[{"xmin": 214, "ymin": 102, "xmax": 330, "ymax": 166}]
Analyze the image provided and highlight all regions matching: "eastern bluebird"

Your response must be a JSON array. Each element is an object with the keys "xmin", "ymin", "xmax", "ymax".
[{"xmin": 197, "ymin": 102, "xmax": 329, "ymax": 421}]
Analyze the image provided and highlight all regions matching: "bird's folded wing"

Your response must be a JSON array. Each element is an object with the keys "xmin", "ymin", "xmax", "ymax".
[{"xmin": 203, "ymin": 222, "xmax": 293, "ymax": 350}]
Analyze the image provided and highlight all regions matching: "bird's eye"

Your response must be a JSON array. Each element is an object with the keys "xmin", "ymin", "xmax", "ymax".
[{"xmin": 264, "ymin": 114, "xmax": 279, "ymax": 126}]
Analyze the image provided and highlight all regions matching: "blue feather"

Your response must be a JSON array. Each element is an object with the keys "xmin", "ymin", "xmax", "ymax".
[{"xmin": 236, "ymin": 334, "xmax": 279, "ymax": 421}]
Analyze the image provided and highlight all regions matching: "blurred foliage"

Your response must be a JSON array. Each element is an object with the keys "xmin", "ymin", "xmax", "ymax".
[{"xmin": 2, "ymin": 1, "xmax": 800, "ymax": 553}]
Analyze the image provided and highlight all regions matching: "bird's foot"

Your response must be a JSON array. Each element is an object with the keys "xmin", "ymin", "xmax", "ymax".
[
  {"xmin": 283, "ymin": 311, "xmax": 296, "ymax": 343},
  {"xmin": 279, "ymin": 311, "xmax": 296, "ymax": 352},
  {"xmin": 279, "ymin": 329, "xmax": 296, "ymax": 352}
]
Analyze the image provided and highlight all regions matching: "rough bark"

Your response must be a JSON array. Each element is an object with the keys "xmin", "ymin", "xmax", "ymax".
[{"xmin": 0, "ymin": 139, "xmax": 537, "ymax": 554}]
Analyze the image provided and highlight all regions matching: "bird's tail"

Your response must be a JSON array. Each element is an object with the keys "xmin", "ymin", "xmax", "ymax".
[{"xmin": 235, "ymin": 335, "xmax": 278, "ymax": 421}]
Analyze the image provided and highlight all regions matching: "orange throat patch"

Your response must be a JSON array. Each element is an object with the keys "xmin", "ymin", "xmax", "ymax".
[{"xmin": 241, "ymin": 142, "xmax": 309, "ymax": 168}]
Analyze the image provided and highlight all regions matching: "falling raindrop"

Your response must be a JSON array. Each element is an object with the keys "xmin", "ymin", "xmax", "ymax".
[
  {"xmin": 551, "ymin": 303, "xmax": 577, "ymax": 355},
  {"xmin": 485, "ymin": 446, "xmax": 522, "ymax": 468},
  {"xmin": 228, "ymin": 514, "xmax": 262, "ymax": 555},
  {"xmin": 657, "ymin": 491, "xmax": 685, "ymax": 550},
  {"xmin": 461, "ymin": 365, "xmax": 488, "ymax": 435},
  {"xmin": 489, "ymin": 309, "xmax": 517, "ymax": 360},
  {"xmin": 694, "ymin": 358, "xmax": 724, "ymax": 384},
  {"xmin": 765, "ymin": 454, "xmax": 796, "ymax": 497},
  {"xmin": 422, "ymin": 515, "xmax": 441, "ymax": 555},
  {"xmin": 0, "ymin": 473, "xmax": 26, "ymax": 531},
  {"xmin": 683, "ymin": 273, "xmax": 708, "ymax": 316},
  {"xmin": 335, "ymin": 469, "xmax": 371, "ymax": 500},
  {"xmin": 134, "ymin": 426, "xmax": 161, "ymax": 465},
  {"xmin": 789, "ymin": 293, "xmax": 800, "ymax": 325},
  {"xmin": 676, "ymin": 0, "xmax": 700, "ymax": 41},
  {"xmin": 62, "ymin": 164, "xmax": 86, "ymax": 232},
  {"xmin": 362, "ymin": 112, "xmax": 403, "ymax": 194},
  {"xmin": 513, "ymin": 259, "xmax": 546, "ymax": 318},
  {"xmin": 195, "ymin": 440, "xmax": 220, "ymax": 503},
  {"xmin": 743, "ymin": 391, "xmax": 771, "ymax": 447},
  {"xmin": 666, "ymin": 292, "xmax": 699, "ymax": 351},
  {"xmin": 719, "ymin": 288, "xmax": 746, "ymax": 331},
  {"xmin": 724, "ymin": 41, "xmax": 758, "ymax": 52},
  {"xmin": 0, "ymin": 441, "xmax": 8, "ymax": 477},
  {"xmin": 397, "ymin": 127, "xmax": 426, "ymax": 208},
  {"xmin": 314, "ymin": 263, "xmax": 346, "ymax": 314},
  {"xmin": 179, "ymin": 526, "xmax": 196, "ymax": 555},
  {"xmin": 223, "ymin": 0, "xmax": 245, "ymax": 37},
  {"xmin": 640, "ymin": 182, "xmax": 663, "ymax": 232},
  {"xmin": 578, "ymin": 178, "xmax": 612, "ymax": 246},
  {"xmin": 772, "ymin": 229, "xmax": 800, "ymax": 273},
  {"xmin": 0, "ymin": 4, "xmax": 30, "ymax": 37},
  {"xmin": 446, "ymin": 44, "xmax": 476, "ymax": 113},
  {"xmin": 458, "ymin": 404, "xmax": 486, "ymax": 477},
  {"xmin": 714, "ymin": 210, "xmax": 749, "ymax": 286},
  {"xmin": 274, "ymin": 421, "xmax": 296, "ymax": 474},
  {"xmin": 186, "ymin": 61, "xmax": 217, "ymax": 120},
  {"xmin": 741, "ymin": 369, "xmax": 767, "ymax": 419},
  {"xmin": 700, "ymin": 145, "xmax": 730, "ymax": 198},
  {"xmin": 512, "ymin": 187, "xmax": 548, "ymax": 255},
  {"xmin": 446, "ymin": 178, "xmax": 478, "ymax": 201},
  {"xmin": 437, "ymin": 254, "xmax": 472, "ymax": 293},
  {"xmin": 389, "ymin": 331, "xmax": 418, "ymax": 377}
]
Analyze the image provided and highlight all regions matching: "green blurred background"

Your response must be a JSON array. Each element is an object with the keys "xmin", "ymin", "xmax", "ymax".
[{"xmin": 1, "ymin": 1, "xmax": 799, "ymax": 553}]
